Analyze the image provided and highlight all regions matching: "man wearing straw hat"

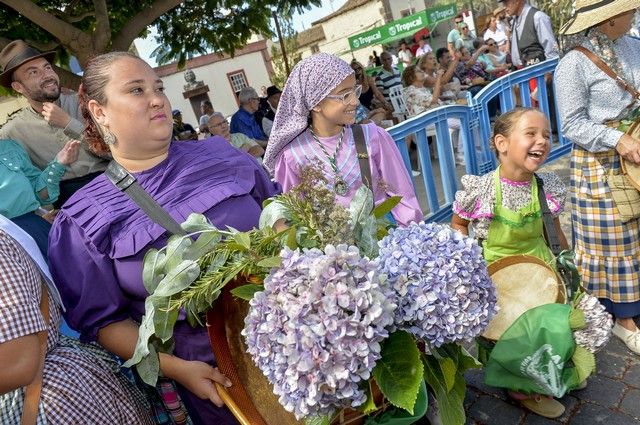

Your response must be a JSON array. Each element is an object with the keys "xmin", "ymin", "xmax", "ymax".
[
  {"xmin": 0, "ymin": 40, "xmax": 108, "ymax": 207},
  {"xmin": 555, "ymin": 1, "xmax": 640, "ymax": 354}
]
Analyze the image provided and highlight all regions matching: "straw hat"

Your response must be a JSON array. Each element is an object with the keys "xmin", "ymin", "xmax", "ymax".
[
  {"xmin": 560, "ymin": 0, "xmax": 638, "ymax": 35},
  {"xmin": 493, "ymin": 6, "xmax": 506, "ymax": 16}
]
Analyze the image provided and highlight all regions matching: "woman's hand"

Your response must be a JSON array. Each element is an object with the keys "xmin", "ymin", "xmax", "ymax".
[
  {"xmin": 616, "ymin": 134, "xmax": 640, "ymax": 164},
  {"xmin": 171, "ymin": 358, "xmax": 232, "ymax": 407},
  {"xmin": 55, "ymin": 140, "xmax": 81, "ymax": 166}
]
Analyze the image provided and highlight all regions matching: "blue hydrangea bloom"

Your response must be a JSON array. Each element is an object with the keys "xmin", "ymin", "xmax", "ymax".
[
  {"xmin": 378, "ymin": 222, "xmax": 497, "ymax": 347},
  {"xmin": 242, "ymin": 245, "xmax": 396, "ymax": 419}
]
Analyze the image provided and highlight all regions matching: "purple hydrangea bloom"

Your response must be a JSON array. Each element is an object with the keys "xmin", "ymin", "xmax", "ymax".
[
  {"xmin": 242, "ymin": 245, "xmax": 396, "ymax": 419},
  {"xmin": 378, "ymin": 222, "xmax": 497, "ymax": 347}
]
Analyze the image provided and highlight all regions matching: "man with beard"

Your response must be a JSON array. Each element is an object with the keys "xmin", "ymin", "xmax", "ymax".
[{"xmin": 0, "ymin": 40, "xmax": 108, "ymax": 207}]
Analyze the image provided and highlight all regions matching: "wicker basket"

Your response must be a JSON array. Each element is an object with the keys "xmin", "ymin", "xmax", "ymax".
[{"xmin": 206, "ymin": 281, "xmax": 383, "ymax": 425}]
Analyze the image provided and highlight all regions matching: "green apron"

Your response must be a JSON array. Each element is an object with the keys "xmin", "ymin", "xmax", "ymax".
[
  {"xmin": 481, "ymin": 169, "xmax": 585, "ymax": 396},
  {"xmin": 483, "ymin": 168, "xmax": 554, "ymax": 266}
]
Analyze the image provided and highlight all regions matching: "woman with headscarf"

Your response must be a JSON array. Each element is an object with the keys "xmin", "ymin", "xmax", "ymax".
[
  {"xmin": 48, "ymin": 51, "xmax": 280, "ymax": 424},
  {"xmin": 555, "ymin": 1, "xmax": 640, "ymax": 354},
  {"xmin": 263, "ymin": 53, "xmax": 423, "ymax": 226}
]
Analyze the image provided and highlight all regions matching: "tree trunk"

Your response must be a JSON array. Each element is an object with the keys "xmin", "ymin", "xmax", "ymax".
[{"xmin": 56, "ymin": 65, "xmax": 82, "ymax": 91}]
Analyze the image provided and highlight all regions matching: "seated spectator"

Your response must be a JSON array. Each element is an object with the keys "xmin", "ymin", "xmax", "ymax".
[
  {"xmin": 401, "ymin": 65, "xmax": 443, "ymax": 117},
  {"xmin": 447, "ymin": 15, "xmax": 465, "ymax": 57},
  {"xmin": 172, "ymin": 109, "xmax": 197, "ymax": 141},
  {"xmin": 432, "ymin": 48, "xmax": 469, "ymax": 101},
  {"xmin": 0, "ymin": 138, "xmax": 79, "ymax": 258},
  {"xmin": 454, "ymin": 46, "xmax": 492, "ymax": 96},
  {"xmin": 483, "ymin": 16, "xmax": 509, "ymax": 53},
  {"xmin": 351, "ymin": 60, "xmax": 391, "ymax": 125},
  {"xmin": 455, "ymin": 23, "xmax": 475, "ymax": 54},
  {"xmin": 375, "ymin": 51, "xmax": 403, "ymax": 106},
  {"xmin": 398, "ymin": 42, "xmax": 413, "ymax": 67},
  {"xmin": 198, "ymin": 100, "xmax": 214, "ymax": 134},
  {"xmin": 415, "ymin": 38, "xmax": 433, "ymax": 57},
  {"xmin": 477, "ymin": 38, "xmax": 511, "ymax": 78},
  {"xmin": 258, "ymin": 85, "xmax": 281, "ymax": 137},
  {"xmin": 207, "ymin": 112, "xmax": 264, "ymax": 159},
  {"xmin": 230, "ymin": 86, "xmax": 268, "ymax": 147},
  {"xmin": 0, "ymin": 215, "xmax": 153, "ymax": 424}
]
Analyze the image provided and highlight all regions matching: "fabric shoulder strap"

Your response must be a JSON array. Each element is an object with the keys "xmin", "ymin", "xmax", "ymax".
[
  {"xmin": 105, "ymin": 161, "xmax": 187, "ymax": 237},
  {"xmin": 21, "ymin": 284, "xmax": 50, "ymax": 425},
  {"xmin": 535, "ymin": 174, "xmax": 562, "ymax": 256},
  {"xmin": 574, "ymin": 46, "xmax": 640, "ymax": 99},
  {"xmin": 352, "ymin": 125, "xmax": 373, "ymax": 192}
]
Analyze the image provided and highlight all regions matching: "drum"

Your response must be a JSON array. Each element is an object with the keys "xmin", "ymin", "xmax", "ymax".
[
  {"xmin": 620, "ymin": 119, "xmax": 640, "ymax": 191},
  {"xmin": 482, "ymin": 255, "xmax": 566, "ymax": 341}
]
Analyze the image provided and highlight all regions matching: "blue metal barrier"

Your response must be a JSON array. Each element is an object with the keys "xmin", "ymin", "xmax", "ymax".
[{"xmin": 387, "ymin": 58, "xmax": 572, "ymax": 222}]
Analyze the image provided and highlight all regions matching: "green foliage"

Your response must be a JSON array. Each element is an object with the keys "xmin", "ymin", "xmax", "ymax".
[
  {"xmin": 422, "ymin": 344, "xmax": 481, "ymax": 425},
  {"xmin": 372, "ymin": 331, "xmax": 424, "ymax": 414},
  {"xmin": 230, "ymin": 283, "xmax": 263, "ymax": 301},
  {"xmin": 0, "ymin": 0, "xmax": 320, "ymax": 69},
  {"xmin": 270, "ymin": 16, "xmax": 300, "ymax": 88}
]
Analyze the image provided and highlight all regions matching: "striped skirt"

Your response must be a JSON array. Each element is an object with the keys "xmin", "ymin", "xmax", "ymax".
[{"xmin": 570, "ymin": 146, "xmax": 640, "ymax": 316}]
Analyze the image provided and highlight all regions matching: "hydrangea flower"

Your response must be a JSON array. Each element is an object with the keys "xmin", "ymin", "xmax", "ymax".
[
  {"xmin": 573, "ymin": 293, "xmax": 613, "ymax": 354},
  {"xmin": 242, "ymin": 245, "xmax": 396, "ymax": 419},
  {"xmin": 378, "ymin": 222, "xmax": 497, "ymax": 347}
]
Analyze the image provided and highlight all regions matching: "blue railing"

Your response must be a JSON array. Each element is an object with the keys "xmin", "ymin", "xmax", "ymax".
[{"xmin": 387, "ymin": 58, "xmax": 572, "ymax": 223}]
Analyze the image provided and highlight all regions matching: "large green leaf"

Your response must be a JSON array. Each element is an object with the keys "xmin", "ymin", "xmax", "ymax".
[
  {"xmin": 256, "ymin": 255, "xmax": 282, "ymax": 268},
  {"xmin": 372, "ymin": 331, "xmax": 423, "ymax": 414},
  {"xmin": 135, "ymin": 342, "xmax": 160, "ymax": 387},
  {"xmin": 439, "ymin": 357, "xmax": 457, "ymax": 392},
  {"xmin": 304, "ymin": 415, "xmax": 331, "ymax": 425},
  {"xmin": 165, "ymin": 234, "xmax": 192, "ymax": 270},
  {"xmin": 153, "ymin": 296, "xmax": 180, "ymax": 343},
  {"xmin": 233, "ymin": 232, "xmax": 252, "ymax": 250},
  {"xmin": 123, "ymin": 297, "xmax": 157, "ymax": 370},
  {"xmin": 181, "ymin": 213, "xmax": 216, "ymax": 233},
  {"xmin": 230, "ymin": 284, "xmax": 262, "ymax": 301},
  {"xmin": 259, "ymin": 199, "xmax": 291, "ymax": 230},
  {"xmin": 422, "ymin": 352, "xmax": 467, "ymax": 425},
  {"xmin": 349, "ymin": 186, "xmax": 378, "ymax": 258},
  {"xmin": 153, "ymin": 260, "xmax": 201, "ymax": 298},
  {"xmin": 142, "ymin": 248, "xmax": 167, "ymax": 294},
  {"xmin": 184, "ymin": 230, "xmax": 222, "ymax": 261},
  {"xmin": 373, "ymin": 196, "xmax": 402, "ymax": 218}
]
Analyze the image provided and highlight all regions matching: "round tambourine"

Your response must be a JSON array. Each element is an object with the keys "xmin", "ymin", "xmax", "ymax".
[
  {"xmin": 482, "ymin": 255, "xmax": 566, "ymax": 341},
  {"xmin": 620, "ymin": 119, "xmax": 640, "ymax": 191}
]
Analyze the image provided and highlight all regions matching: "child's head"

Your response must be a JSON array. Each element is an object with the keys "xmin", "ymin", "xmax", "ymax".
[
  {"xmin": 263, "ymin": 53, "xmax": 357, "ymax": 172},
  {"xmin": 490, "ymin": 107, "xmax": 551, "ymax": 173}
]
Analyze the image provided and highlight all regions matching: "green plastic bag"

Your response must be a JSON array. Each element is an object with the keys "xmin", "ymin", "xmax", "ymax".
[{"xmin": 484, "ymin": 304, "xmax": 581, "ymax": 397}]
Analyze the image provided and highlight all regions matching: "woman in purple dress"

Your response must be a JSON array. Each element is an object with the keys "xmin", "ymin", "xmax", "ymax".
[{"xmin": 47, "ymin": 52, "xmax": 280, "ymax": 424}]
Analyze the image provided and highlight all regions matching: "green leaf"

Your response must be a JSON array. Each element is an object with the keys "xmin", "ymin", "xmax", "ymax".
[
  {"xmin": 286, "ymin": 225, "xmax": 298, "ymax": 249},
  {"xmin": 230, "ymin": 284, "xmax": 262, "ymax": 301},
  {"xmin": 184, "ymin": 230, "xmax": 222, "ymax": 261},
  {"xmin": 439, "ymin": 357, "xmax": 457, "ymax": 392},
  {"xmin": 304, "ymin": 415, "xmax": 331, "ymax": 425},
  {"xmin": 372, "ymin": 331, "xmax": 423, "ymax": 414},
  {"xmin": 181, "ymin": 213, "xmax": 216, "ymax": 233},
  {"xmin": 153, "ymin": 260, "xmax": 201, "ymax": 298},
  {"xmin": 142, "ymin": 248, "xmax": 167, "ymax": 294},
  {"xmin": 259, "ymin": 199, "xmax": 291, "ymax": 230},
  {"xmin": 165, "ymin": 234, "xmax": 192, "ymax": 270},
  {"xmin": 373, "ymin": 196, "xmax": 402, "ymax": 218},
  {"xmin": 349, "ymin": 186, "xmax": 378, "ymax": 258},
  {"xmin": 361, "ymin": 380, "xmax": 379, "ymax": 415},
  {"xmin": 422, "ymin": 352, "xmax": 468, "ymax": 425},
  {"xmin": 233, "ymin": 232, "xmax": 251, "ymax": 250},
  {"xmin": 123, "ymin": 297, "xmax": 157, "ymax": 370},
  {"xmin": 256, "ymin": 255, "xmax": 282, "ymax": 268},
  {"xmin": 135, "ymin": 342, "xmax": 160, "ymax": 387},
  {"xmin": 153, "ymin": 296, "xmax": 180, "ymax": 343}
]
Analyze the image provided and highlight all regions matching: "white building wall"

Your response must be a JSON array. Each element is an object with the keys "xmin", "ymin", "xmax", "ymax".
[
  {"xmin": 159, "ymin": 51, "xmax": 272, "ymax": 126},
  {"xmin": 311, "ymin": 1, "xmax": 386, "ymax": 66}
]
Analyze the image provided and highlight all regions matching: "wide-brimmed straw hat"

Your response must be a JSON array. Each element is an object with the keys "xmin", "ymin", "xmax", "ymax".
[
  {"xmin": 0, "ymin": 40, "xmax": 56, "ymax": 88},
  {"xmin": 560, "ymin": 0, "xmax": 638, "ymax": 35}
]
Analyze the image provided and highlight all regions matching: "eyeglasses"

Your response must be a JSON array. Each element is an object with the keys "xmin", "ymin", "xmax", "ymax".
[
  {"xmin": 325, "ymin": 85, "xmax": 363, "ymax": 104},
  {"xmin": 460, "ymin": 26, "xmax": 469, "ymax": 30},
  {"xmin": 487, "ymin": 42, "xmax": 496, "ymax": 46},
  {"xmin": 250, "ymin": 97, "xmax": 260, "ymax": 102}
]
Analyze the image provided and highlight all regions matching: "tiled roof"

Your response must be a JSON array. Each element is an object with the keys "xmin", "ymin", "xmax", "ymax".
[{"xmin": 296, "ymin": 25, "xmax": 326, "ymax": 47}]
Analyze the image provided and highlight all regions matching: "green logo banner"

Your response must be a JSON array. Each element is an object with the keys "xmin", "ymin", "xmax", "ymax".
[{"xmin": 347, "ymin": 4, "xmax": 457, "ymax": 51}]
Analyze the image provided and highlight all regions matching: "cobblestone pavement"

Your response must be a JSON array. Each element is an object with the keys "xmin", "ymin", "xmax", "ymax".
[{"xmin": 462, "ymin": 156, "xmax": 640, "ymax": 424}]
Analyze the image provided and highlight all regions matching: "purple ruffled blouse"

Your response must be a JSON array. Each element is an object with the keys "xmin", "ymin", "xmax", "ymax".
[{"xmin": 48, "ymin": 138, "xmax": 280, "ymax": 424}]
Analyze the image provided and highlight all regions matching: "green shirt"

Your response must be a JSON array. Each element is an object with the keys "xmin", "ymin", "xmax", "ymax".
[{"xmin": 0, "ymin": 139, "xmax": 66, "ymax": 219}]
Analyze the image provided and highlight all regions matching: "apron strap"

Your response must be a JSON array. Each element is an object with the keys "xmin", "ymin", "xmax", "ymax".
[
  {"xmin": 534, "ymin": 174, "xmax": 562, "ymax": 256},
  {"xmin": 352, "ymin": 125, "xmax": 373, "ymax": 192}
]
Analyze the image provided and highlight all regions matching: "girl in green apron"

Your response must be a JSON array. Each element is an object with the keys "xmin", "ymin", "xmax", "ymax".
[{"xmin": 451, "ymin": 107, "xmax": 571, "ymax": 418}]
